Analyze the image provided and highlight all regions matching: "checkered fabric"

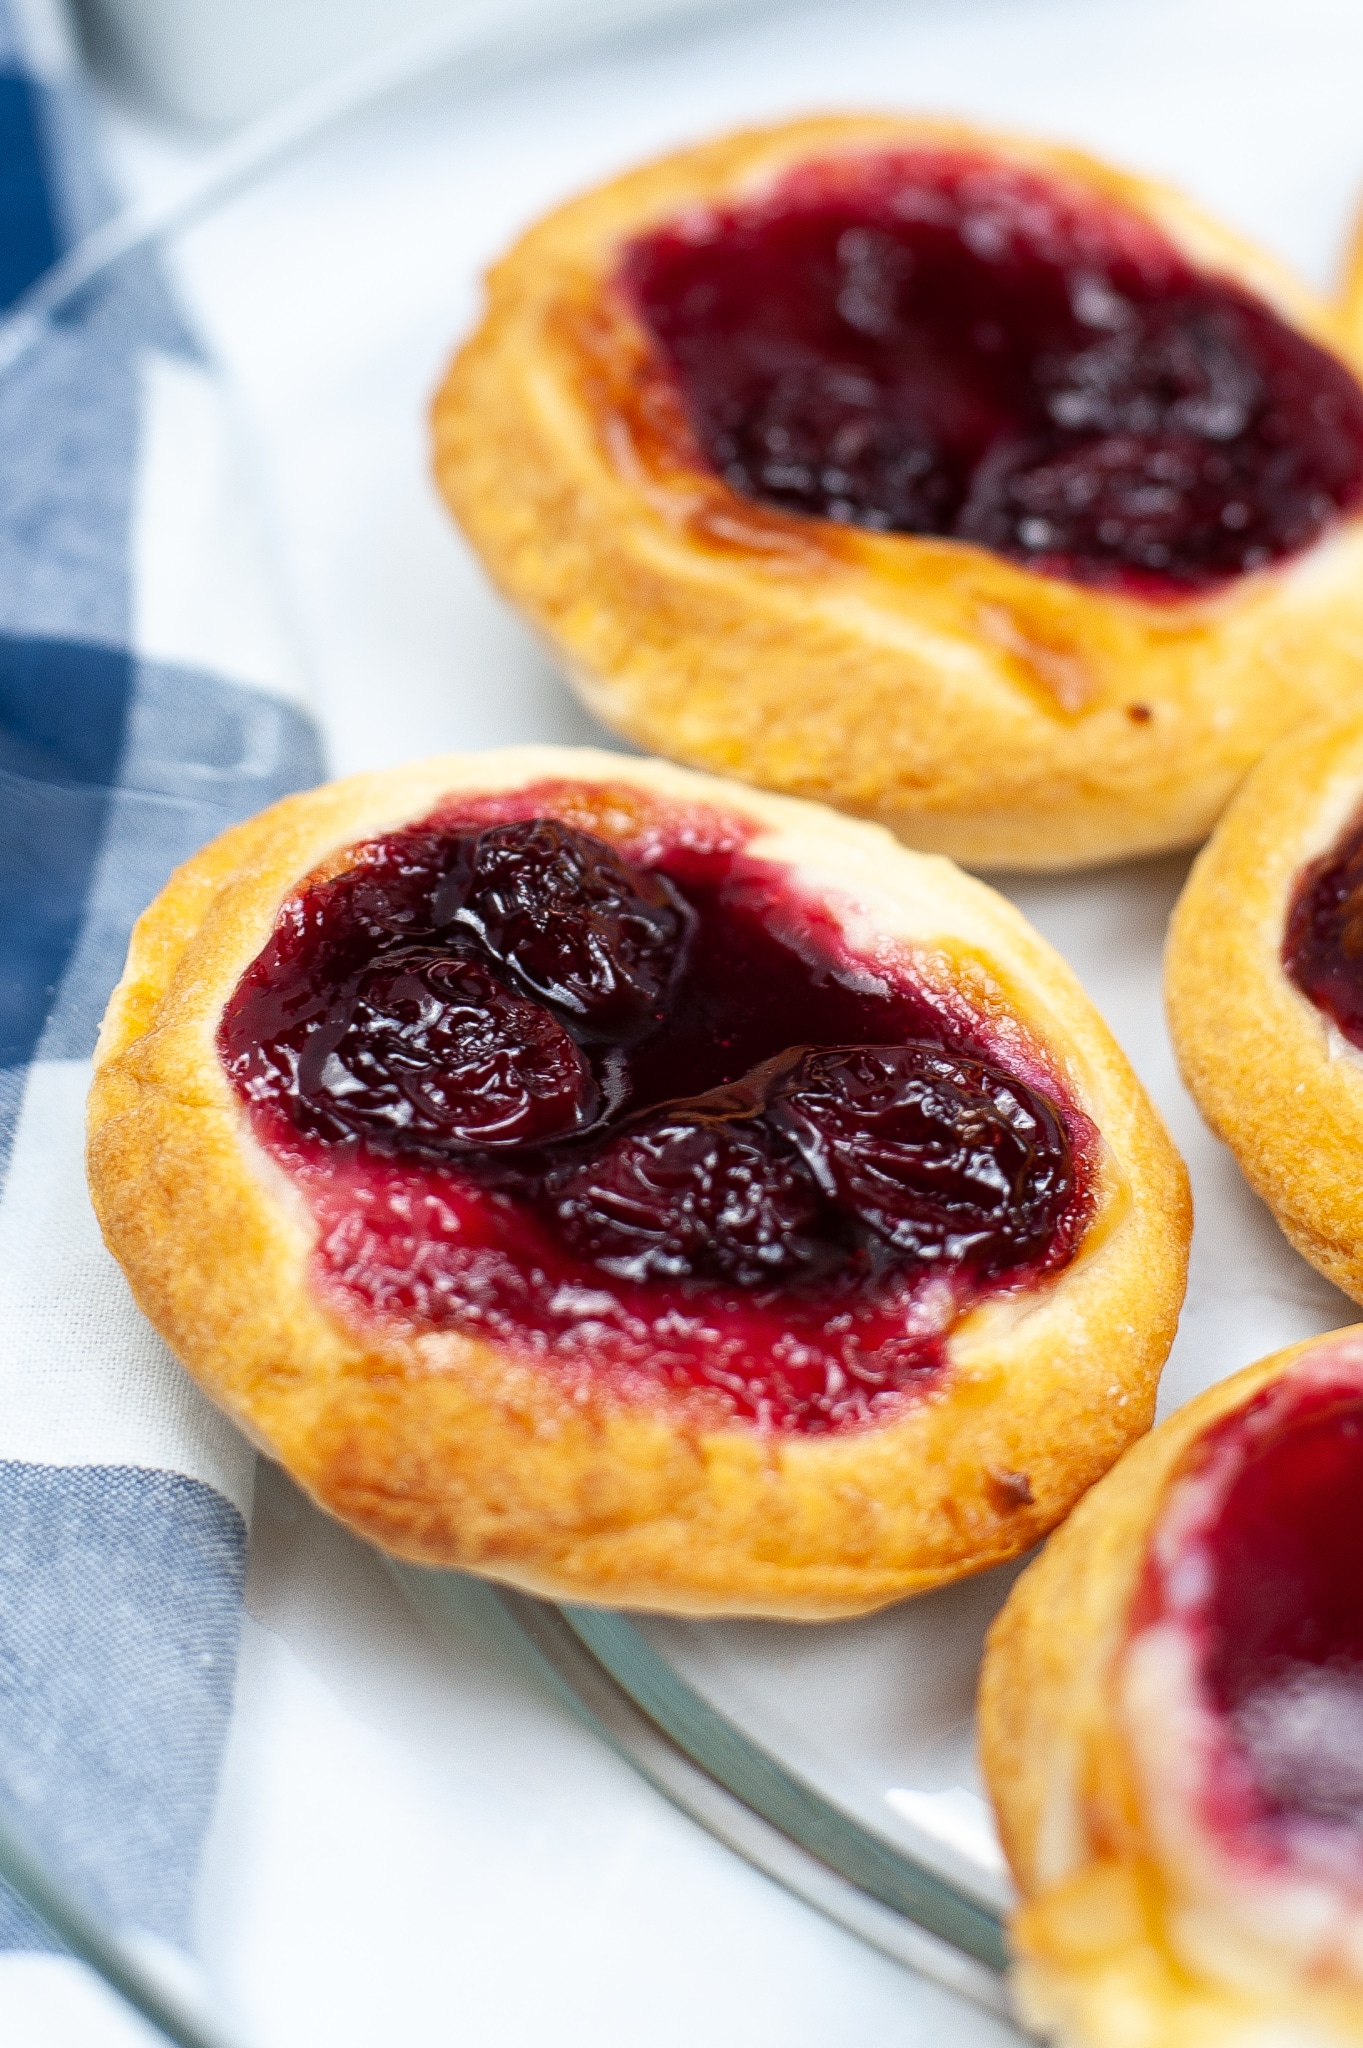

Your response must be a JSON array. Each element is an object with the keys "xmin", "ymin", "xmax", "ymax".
[{"xmin": 0, "ymin": 0, "xmax": 323, "ymax": 1998}]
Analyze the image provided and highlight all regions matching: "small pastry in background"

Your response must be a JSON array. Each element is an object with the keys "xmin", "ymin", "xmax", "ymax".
[
  {"xmin": 87, "ymin": 745, "xmax": 1187, "ymax": 1617},
  {"xmin": 1167, "ymin": 708, "xmax": 1363, "ymax": 1305},
  {"xmin": 981, "ymin": 1328, "xmax": 1363, "ymax": 2047},
  {"xmin": 433, "ymin": 116, "xmax": 1363, "ymax": 870}
]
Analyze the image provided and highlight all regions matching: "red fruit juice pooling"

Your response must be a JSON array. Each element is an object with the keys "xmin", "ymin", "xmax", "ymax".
[
  {"xmin": 1139, "ymin": 1373, "xmax": 1363, "ymax": 1855},
  {"xmin": 1284, "ymin": 808, "xmax": 1363, "ymax": 1049},
  {"xmin": 619, "ymin": 151, "xmax": 1363, "ymax": 595},
  {"xmin": 221, "ymin": 784, "xmax": 1091, "ymax": 1432}
]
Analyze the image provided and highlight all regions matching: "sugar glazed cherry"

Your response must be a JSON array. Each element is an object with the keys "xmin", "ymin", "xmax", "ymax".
[
  {"xmin": 221, "ymin": 789, "xmax": 1091, "ymax": 1432},
  {"xmin": 621, "ymin": 150, "xmax": 1363, "ymax": 596}
]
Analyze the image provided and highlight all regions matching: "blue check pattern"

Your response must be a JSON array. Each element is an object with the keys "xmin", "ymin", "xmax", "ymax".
[{"xmin": 0, "ymin": 0, "xmax": 323, "ymax": 1958}]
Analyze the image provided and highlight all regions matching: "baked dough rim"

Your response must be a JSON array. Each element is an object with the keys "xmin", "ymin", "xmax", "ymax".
[{"xmin": 87, "ymin": 744, "xmax": 1189, "ymax": 1617}]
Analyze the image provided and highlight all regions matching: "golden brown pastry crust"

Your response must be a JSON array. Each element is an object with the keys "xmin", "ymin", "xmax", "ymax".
[
  {"xmin": 1166, "ymin": 709, "xmax": 1363, "ymax": 1304},
  {"xmin": 980, "ymin": 1331, "xmax": 1363, "ymax": 2048},
  {"xmin": 87, "ymin": 745, "xmax": 1188, "ymax": 1616},
  {"xmin": 432, "ymin": 115, "xmax": 1363, "ymax": 873}
]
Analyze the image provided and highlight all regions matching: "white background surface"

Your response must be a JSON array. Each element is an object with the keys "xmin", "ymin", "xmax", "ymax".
[{"xmin": 55, "ymin": 1, "xmax": 1363, "ymax": 2040}]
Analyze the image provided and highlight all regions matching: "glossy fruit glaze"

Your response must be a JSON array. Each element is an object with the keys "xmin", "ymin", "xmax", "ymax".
[
  {"xmin": 619, "ymin": 150, "xmax": 1363, "ymax": 596},
  {"xmin": 221, "ymin": 782, "xmax": 1092, "ymax": 1432},
  {"xmin": 1135, "ymin": 1364, "xmax": 1363, "ymax": 1860},
  {"xmin": 1284, "ymin": 807, "xmax": 1363, "ymax": 1049}
]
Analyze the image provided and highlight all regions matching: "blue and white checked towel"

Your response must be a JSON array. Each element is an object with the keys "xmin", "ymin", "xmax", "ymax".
[{"xmin": 0, "ymin": 0, "xmax": 323, "ymax": 2029}]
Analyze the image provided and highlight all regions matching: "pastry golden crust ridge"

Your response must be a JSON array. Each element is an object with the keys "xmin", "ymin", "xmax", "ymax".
[
  {"xmin": 432, "ymin": 115, "xmax": 1363, "ymax": 872},
  {"xmin": 87, "ymin": 745, "xmax": 1188, "ymax": 1616},
  {"xmin": 980, "ymin": 1331, "xmax": 1363, "ymax": 2048},
  {"xmin": 1166, "ymin": 709, "xmax": 1363, "ymax": 1304}
]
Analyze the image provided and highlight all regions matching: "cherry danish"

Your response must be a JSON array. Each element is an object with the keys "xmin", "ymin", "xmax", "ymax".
[
  {"xmin": 435, "ymin": 117, "xmax": 1363, "ymax": 869},
  {"xmin": 88, "ymin": 747, "xmax": 1188, "ymax": 1614},
  {"xmin": 982, "ymin": 1329, "xmax": 1363, "ymax": 2047}
]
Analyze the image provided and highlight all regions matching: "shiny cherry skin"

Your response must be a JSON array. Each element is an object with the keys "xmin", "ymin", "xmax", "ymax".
[
  {"xmin": 549, "ymin": 1103, "xmax": 829, "ymax": 1288},
  {"xmin": 292, "ymin": 946, "xmax": 598, "ymax": 1153},
  {"xmin": 436, "ymin": 816, "xmax": 693, "ymax": 1038},
  {"xmin": 768, "ymin": 1042, "xmax": 1074, "ymax": 1274}
]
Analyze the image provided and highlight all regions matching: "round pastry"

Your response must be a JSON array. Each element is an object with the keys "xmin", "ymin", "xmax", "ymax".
[
  {"xmin": 1166, "ymin": 708, "xmax": 1363, "ymax": 1304},
  {"xmin": 432, "ymin": 115, "xmax": 1363, "ymax": 872},
  {"xmin": 87, "ymin": 745, "xmax": 1188, "ymax": 1616},
  {"xmin": 980, "ymin": 1327, "xmax": 1363, "ymax": 2047}
]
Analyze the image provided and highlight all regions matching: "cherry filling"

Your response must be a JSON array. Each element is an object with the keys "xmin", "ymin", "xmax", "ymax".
[
  {"xmin": 1135, "ymin": 1365, "xmax": 1363, "ymax": 1865},
  {"xmin": 619, "ymin": 151, "xmax": 1363, "ymax": 595},
  {"xmin": 221, "ymin": 784, "xmax": 1091, "ymax": 1430},
  {"xmin": 1284, "ymin": 807, "xmax": 1363, "ymax": 1050}
]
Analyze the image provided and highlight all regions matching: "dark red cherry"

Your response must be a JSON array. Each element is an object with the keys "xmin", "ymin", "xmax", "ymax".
[
  {"xmin": 768, "ymin": 1043, "xmax": 1073, "ymax": 1274},
  {"xmin": 1284, "ymin": 806, "xmax": 1363, "ymax": 1051},
  {"xmin": 292, "ymin": 946, "xmax": 596, "ymax": 1154},
  {"xmin": 620, "ymin": 152, "xmax": 1363, "ymax": 594},
  {"xmin": 548, "ymin": 1106, "xmax": 827, "ymax": 1287},
  {"xmin": 439, "ymin": 818, "xmax": 693, "ymax": 1038}
]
